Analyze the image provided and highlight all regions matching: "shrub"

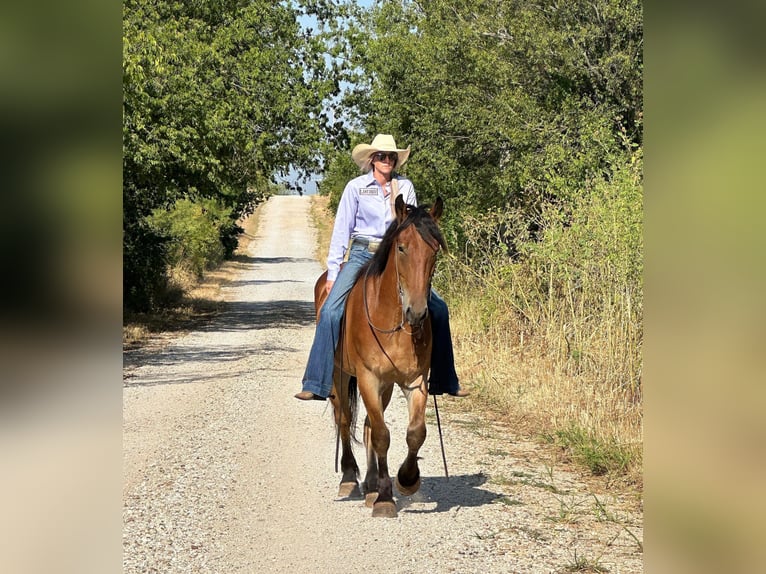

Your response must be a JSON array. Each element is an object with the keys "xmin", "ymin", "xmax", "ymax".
[
  {"xmin": 123, "ymin": 219, "xmax": 169, "ymax": 312},
  {"xmin": 434, "ymin": 146, "xmax": 642, "ymax": 481},
  {"xmin": 149, "ymin": 197, "xmax": 234, "ymax": 277}
]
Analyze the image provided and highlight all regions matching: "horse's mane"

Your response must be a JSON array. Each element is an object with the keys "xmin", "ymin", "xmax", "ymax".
[{"xmin": 357, "ymin": 202, "xmax": 448, "ymax": 280}]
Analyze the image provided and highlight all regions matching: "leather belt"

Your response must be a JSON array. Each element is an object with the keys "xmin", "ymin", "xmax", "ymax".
[{"xmin": 352, "ymin": 237, "xmax": 381, "ymax": 253}]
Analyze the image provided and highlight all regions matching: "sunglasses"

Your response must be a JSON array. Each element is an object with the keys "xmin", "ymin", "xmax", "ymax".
[{"xmin": 371, "ymin": 152, "xmax": 398, "ymax": 163}]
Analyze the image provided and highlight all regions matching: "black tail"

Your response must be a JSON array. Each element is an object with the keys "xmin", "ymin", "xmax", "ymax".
[
  {"xmin": 348, "ymin": 376, "xmax": 359, "ymax": 442},
  {"xmin": 334, "ymin": 374, "xmax": 360, "ymax": 474},
  {"xmin": 336, "ymin": 311, "xmax": 360, "ymax": 443}
]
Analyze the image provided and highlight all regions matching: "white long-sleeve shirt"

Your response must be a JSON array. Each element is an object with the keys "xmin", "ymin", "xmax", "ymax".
[{"xmin": 326, "ymin": 172, "xmax": 417, "ymax": 281}]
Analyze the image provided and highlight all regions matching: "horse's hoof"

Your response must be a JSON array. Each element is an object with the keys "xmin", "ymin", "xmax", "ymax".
[
  {"xmin": 395, "ymin": 475, "xmax": 421, "ymax": 496},
  {"xmin": 338, "ymin": 481, "xmax": 362, "ymax": 499},
  {"xmin": 364, "ymin": 492, "xmax": 378, "ymax": 508},
  {"xmin": 372, "ymin": 500, "xmax": 398, "ymax": 518}
]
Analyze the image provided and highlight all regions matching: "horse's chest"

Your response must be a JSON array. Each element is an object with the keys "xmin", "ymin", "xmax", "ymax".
[{"xmin": 367, "ymin": 335, "xmax": 430, "ymax": 378}]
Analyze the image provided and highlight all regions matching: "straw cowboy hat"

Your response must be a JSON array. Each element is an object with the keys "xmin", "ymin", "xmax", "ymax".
[{"xmin": 351, "ymin": 134, "xmax": 411, "ymax": 171}]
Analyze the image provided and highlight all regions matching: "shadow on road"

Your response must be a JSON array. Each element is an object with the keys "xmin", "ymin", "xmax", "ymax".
[
  {"xmin": 199, "ymin": 300, "xmax": 317, "ymax": 331},
  {"xmin": 230, "ymin": 254, "xmax": 317, "ymax": 265},
  {"xmin": 396, "ymin": 472, "xmax": 502, "ymax": 513},
  {"xmin": 124, "ymin": 298, "xmax": 317, "ymax": 387}
]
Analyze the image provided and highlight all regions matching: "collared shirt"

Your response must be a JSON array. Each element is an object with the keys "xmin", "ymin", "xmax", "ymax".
[{"xmin": 326, "ymin": 172, "xmax": 417, "ymax": 281}]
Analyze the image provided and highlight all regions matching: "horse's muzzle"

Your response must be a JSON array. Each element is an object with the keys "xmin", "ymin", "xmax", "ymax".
[{"xmin": 404, "ymin": 305, "xmax": 428, "ymax": 329}]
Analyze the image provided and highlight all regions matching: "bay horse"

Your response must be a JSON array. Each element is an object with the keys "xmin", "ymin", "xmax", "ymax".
[{"xmin": 314, "ymin": 195, "xmax": 447, "ymax": 518}]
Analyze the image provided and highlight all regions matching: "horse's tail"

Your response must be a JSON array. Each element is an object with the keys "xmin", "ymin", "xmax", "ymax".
[
  {"xmin": 347, "ymin": 376, "xmax": 359, "ymax": 443},
  {"xmin": 335, "ymin": 371, "xmax": 360, "ymax": 442},
  {"xmin": 337, "ymin": 310, "xmax": 360, "ymax": 443},
  {"xmin": 334, "ymin": 373, "xmax": 360, "ymax": 474}
]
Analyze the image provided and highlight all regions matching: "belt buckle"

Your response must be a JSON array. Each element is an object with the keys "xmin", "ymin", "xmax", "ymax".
[{"xmin": 367, "ymin": 241, "xmax": 380, "ymax": 253}]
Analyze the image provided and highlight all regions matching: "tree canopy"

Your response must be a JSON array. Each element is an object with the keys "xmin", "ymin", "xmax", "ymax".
[
  {"xmin": 124, "ymin": 0, "xmax": 643, "ymax": 336},
  {"xmin": 123, "ymin": 0, "xmax": 348, "ymax": 310},
  {"xmin": 340, "ymin": 0, "xmax": 642, "ymax": 218},
  {"xmin": 322, "ymin": 0, "xmax": 643, "ymax": 395}
]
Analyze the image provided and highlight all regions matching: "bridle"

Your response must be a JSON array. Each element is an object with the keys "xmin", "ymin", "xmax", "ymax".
[{"xmin": 362, "ymin": 231, "xmax": 440, "ymax": 336}]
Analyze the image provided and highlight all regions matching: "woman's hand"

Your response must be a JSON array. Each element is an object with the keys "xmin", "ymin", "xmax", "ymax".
[{"xmin": 325, "ymin": 280, "xmax": 334, "ymax": 295}]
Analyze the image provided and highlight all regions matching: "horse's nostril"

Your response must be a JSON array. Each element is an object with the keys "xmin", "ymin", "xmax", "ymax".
[{"xmin": 406, "ymin": 306, "xmax": 427, "ymax": 327}]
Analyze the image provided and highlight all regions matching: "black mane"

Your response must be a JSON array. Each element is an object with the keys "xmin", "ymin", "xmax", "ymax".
[{"xmin": 356, "ymin": 202, "xmax": 447, "ymax": 280}]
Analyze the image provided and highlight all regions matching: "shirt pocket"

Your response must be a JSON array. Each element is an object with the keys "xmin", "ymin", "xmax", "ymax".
[{"xmin": 357, "ymin": 193, "xmax": 385, "ymax": 226}]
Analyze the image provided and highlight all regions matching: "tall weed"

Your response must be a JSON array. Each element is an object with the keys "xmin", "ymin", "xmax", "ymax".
[{"xmin": 437, "ymin": 148, "xmax": 643, "ymax": 483}]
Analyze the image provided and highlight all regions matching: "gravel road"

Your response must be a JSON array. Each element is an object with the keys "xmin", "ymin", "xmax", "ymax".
[{"xmin": 123, "ymin": 195, "xmax": 643, "ymax": 573}]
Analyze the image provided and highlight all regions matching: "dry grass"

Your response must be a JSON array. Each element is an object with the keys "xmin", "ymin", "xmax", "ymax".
[
  {"xmin": 446, "ymin": 289, "xmax": 643, "ymax": 490},
  {"xmin": 309, "ymin": 194, "xmax": 332, "ymax": 269}
]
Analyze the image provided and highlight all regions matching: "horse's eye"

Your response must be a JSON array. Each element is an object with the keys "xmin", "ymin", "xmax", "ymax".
[{"xmin": 398, "ymin": 244, "xmax": 406, "ymax": 254}]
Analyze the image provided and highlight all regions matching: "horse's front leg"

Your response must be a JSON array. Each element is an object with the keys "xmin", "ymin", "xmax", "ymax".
[
  {"xmin": 360, "ymin": 379, "xmax": 397, "ymax": 518},
  {"xmin": 362, "ymin": 383, "xmax": 394, "ymax": 508},
  {"xmin": 396, "ymin": 374, "xmax": 428, "ymax": 496},
  {"xmin": 362, "ymin": 415, "xmax": 378, "ymax": 506}
]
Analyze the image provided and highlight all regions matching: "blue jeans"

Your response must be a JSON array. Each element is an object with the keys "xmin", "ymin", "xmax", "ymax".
[{"xmin": 301, "ymin": 243, "xmax": 460, "ymax": 397}]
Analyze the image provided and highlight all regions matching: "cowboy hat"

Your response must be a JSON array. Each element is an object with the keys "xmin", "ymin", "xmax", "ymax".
[{"xmin": 351, "ymin": 134, "xmax": 411, "ymax": 171}]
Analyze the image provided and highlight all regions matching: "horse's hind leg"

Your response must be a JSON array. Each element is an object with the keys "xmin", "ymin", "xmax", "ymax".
[
  {"xmin": 332, "ymin": 374, "xmax": 361, "ymax": 499},
  {"xmin": 338, "ymin": 443, "xmax": 361, "ymax": 499},
  {"xmin": 396, "ymin": 376, "xmax": 428, "ymax": 496}
]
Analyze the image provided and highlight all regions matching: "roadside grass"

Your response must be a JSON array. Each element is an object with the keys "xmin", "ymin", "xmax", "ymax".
[
  {"xmin": 441, "ymin": 278, "xmax": 642, "ymax": 490},
  {"xmin": 122, "ymin": 269, "xmax": 229, "ymax": 349},
  {"xmin": 547, "ymin": 496, "xmax": 587, "ymax": 524},
  {"xmin": 309, "ymin": 194, "xmax": 332, "ymax": 270},
  {"xmin": 550, "ymin": 426, "xmax": 636, "ymax": 478},
  {"xmin": 591, "ymin": 494, "xmax": 644, "ymax": 552},
  {"xmin": 564, "ymin": 551, "xmax": 609, "ymax": 573}
]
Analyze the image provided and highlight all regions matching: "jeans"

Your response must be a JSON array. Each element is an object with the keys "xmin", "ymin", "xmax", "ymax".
[{"xmin": 301, "ymin": 243, "xmax": 460, "ymax": 398}]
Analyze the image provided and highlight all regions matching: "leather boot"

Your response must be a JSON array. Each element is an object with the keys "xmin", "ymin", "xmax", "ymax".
[{"xmin": 294, "ymin": 391, "xmax": 324, "ymax": 401}]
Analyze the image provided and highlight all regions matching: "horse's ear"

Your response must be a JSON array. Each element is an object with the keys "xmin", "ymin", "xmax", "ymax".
[
  {"xmin": 430, "ymin": 196, "xmax": 444, "ymax": 222},
  {"xmin": 395, "ymin": 194, "xmax": 407, "ymax": 222}
]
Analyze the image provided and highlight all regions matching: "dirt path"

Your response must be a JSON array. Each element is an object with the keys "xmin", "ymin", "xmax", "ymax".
[{"xmin": 123, "ymin": 195, "xmax": 643, "ymax": 573}]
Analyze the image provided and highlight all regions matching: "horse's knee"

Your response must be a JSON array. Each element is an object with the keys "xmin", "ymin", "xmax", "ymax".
[{"xmin": 406, "ymin": 425, "xmax": 426, "ymax": 449}]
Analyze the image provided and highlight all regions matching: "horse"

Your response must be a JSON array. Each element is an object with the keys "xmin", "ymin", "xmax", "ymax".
[{"xmin": 313, "ymin": 195, "xmax": 447, "ymax": 518}]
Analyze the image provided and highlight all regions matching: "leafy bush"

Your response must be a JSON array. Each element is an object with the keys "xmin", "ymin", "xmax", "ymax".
[
  {"xmin": 318, "ymin": 135, "xmax": 369, "ymax": 212},
  {"xmin": 123, "ymin": 218, "xmax": 169, "ymax": 312},
  {"xmin": 149, "ymin": 198, "xmax": 234, "ymax": 277}
]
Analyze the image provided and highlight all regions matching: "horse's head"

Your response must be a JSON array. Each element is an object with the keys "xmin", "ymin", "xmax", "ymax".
[{"xmin": 393, "ymin": 195, "xmax": 446, "ymax": 330}]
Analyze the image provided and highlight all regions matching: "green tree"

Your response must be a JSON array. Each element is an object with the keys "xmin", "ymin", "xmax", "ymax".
[
  {"xmin": 344, "ymin": 0, "xmax": 642, "ymax": 221},
  {"xmin": 337, "ymin": 0, "xmax": 643, "ymax": 393},
  {"xmin": 123, "ymin": 0, "xmax": 347, "ymax": 310}
]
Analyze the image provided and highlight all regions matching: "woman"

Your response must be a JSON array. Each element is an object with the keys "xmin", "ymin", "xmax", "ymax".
[{"xmin": 295, "ymin": 134, "xmax": 468, "ymax": 400}]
